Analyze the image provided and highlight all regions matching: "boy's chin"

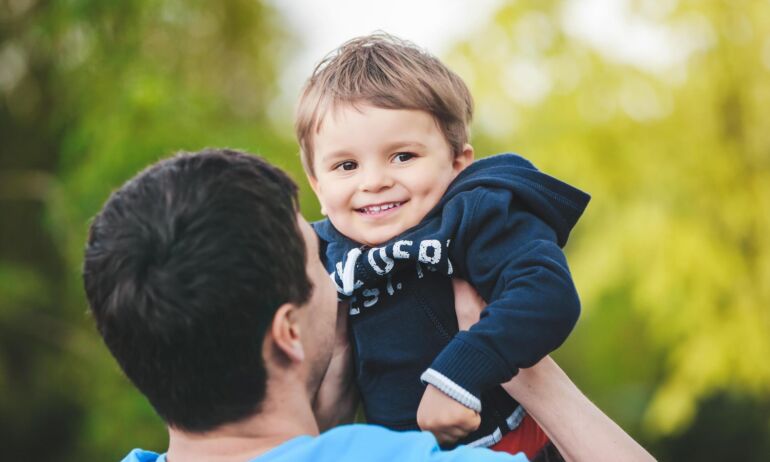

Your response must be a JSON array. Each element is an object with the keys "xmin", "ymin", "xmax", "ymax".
[{"xmin": 354, "ymin": 228, "xmax": 402, "ymax": 247}]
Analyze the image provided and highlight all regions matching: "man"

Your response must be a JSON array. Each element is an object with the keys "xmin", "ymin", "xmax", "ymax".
[{"xmin": 83, "ymin": 148, "xmax": 654, "ymax": 462}]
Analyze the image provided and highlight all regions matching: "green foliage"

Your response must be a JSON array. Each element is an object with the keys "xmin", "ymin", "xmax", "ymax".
[
  {"xmin": 1, "ymin": 0, "xmax": 303, "ymax": 459},
  {"xmin": 447, "ymin": 0, "xmax": 770, "ymax": 450}
]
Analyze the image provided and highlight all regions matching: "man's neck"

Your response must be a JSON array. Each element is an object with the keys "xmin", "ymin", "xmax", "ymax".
[{"xmin": 166, "ymin": 385, "xmax": 319, "ymax": 462}]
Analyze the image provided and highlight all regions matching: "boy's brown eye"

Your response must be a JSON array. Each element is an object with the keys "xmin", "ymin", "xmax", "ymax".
[
  {"xmin": 338, "ymin": 161, "xmax": 357, "ymax": 171},
  {"xmin": 395, "ymin": 152, "xmax": 415, "ymax": 162}
]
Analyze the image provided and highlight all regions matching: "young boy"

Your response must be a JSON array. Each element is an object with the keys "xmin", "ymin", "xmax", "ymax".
[{"xmin": 295, "ymin": 33, "xmax": 590, "ymax": 460}]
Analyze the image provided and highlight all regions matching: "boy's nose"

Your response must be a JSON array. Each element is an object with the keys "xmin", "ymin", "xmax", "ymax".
[{"xmin": 359, "ymin": 167, "xmax": 394, "ymax": 192}]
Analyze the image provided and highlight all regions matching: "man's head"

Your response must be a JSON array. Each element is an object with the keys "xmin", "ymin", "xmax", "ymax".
[
  {"xmin": 83, "ymin": 148, "xmax": 337, "ymax": 432},
  {"xmin": 295, "ymin": 33, "xmax": 475, "ymax": 246}
]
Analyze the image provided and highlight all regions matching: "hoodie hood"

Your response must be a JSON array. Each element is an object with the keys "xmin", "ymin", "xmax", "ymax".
[{"xmin": 434, "ymin": 153, "xmax": 589, "ymax": 247}]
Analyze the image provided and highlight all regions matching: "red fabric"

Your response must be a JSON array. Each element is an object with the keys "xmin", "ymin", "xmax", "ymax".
[{"xmin": 490, "ymin": 413, "xmax": 550, "ymax": 460}]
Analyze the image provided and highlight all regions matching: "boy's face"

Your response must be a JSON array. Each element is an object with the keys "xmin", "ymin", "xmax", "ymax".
[{"xmin": 309, "ymin": 104, "xmax": 473, "ymax": 247}]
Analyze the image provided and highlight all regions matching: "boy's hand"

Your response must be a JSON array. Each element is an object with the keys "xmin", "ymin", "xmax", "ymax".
[
  {"xmin": 414, "ymin": 278, "xmax": 484, "ymax": 445},
  {"xmin": 417, "ymin": 384, "xmax": 481, "ymax": 444}
]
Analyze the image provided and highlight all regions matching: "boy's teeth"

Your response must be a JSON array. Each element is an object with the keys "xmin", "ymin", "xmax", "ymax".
[{"xmin": 363, "ymin": 202, "xmax": 399, "ymax": 213}]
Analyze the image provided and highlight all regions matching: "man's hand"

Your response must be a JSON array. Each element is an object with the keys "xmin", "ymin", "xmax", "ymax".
[
  {"xmin": 313, "ymin": 301, "xmax": 358, "ymax": 431},
  {"xmin": 417, "ymin": 384, "xmax": 481, "ymax": 445},
  {"xmin": 453, "ymin": 278, "xmax": 485, "ymax": 331}
]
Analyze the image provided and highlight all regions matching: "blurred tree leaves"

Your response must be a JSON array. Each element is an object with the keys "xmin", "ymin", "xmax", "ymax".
[
  {"xmin": 1, "ymin": 0, "xmax": 301, "ymax": 460},
  {"xmin": 447, "ymin": 0, "xmax": 770, "ymax": 452}
]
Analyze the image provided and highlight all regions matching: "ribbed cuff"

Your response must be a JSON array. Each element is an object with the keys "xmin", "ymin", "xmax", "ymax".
[
  {"xmin": 427, "ymin": 337, "xmax": 516, "ymax": 403},
  {"xmin": 420, "ymin": 368, "xmax": 482, "ymax": 412}
]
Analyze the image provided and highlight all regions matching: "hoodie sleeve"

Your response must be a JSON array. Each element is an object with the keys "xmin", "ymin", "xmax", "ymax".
[{"xmin": 420, "ymin": 189, "xmax": 580, "ymax": 411}]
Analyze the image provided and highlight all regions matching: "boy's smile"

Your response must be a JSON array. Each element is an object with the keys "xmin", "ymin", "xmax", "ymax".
[
  {"xmin": 356, "ymin": 201, "xmax": 405, "ymax": 217},
  {"xmin": 309, "ymin": 104, "xmax": 473, "ymax": 247}
]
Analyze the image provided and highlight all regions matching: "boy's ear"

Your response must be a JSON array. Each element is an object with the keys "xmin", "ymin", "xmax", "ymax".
[
  {"xmin": 453, "ymin": 144, "xmax": 475, "ymax": 174},
  {"xmin": 307, "ymin": 172, "xmax": 319, "ymax": 195},
  {"xmin": 270, "ymin": 303, "xmax": 305, "ymax": 363},
  {"xmin": 306, "ymin": 174, "xmax": 327, "ymax": 216}
]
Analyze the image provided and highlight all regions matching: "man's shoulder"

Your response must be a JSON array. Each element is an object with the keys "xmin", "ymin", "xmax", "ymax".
[
  {"xmin": 257, "ymin": 424, "xmax": 524, "ymax": 462},
  {"xmin": 119, "ymin": 427, "xmax": 525, "ymax": 462},
  {"xmin": 267, "ymin": 424, "xmax": 435, "ymax": 460},
  {"xmin": 120, "ymin": 448, "xmax": 163, "ymax": 462}
]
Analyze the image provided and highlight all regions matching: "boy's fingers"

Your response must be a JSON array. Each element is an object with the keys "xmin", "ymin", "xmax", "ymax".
[
  {"xmin": 461, "ymin": 412, "xmax": 482, "ymax": 432},
  {"xmin": 436, "ymin": 429, "xmax": 464, "ymax": 445},
  {"xmin": 421, "ymin": 413, "xmax": 479, "ymax": 435},
  {"xmin": 435, "ymin": 422, "xmax": 478, "ymax": 444}
]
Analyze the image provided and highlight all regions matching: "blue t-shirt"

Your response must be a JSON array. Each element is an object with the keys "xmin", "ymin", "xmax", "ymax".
[{"xmin": 121, "ymin": 424, "xmax": 528, "ymax": 462}]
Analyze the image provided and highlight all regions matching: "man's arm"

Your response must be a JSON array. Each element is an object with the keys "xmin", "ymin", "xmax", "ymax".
[
  {"xmin": 313, "ymin": 301, "xmax": 359, "ymax": 431},
  {"xmin": 453, "ymin": 278, "xmax": 656, "ymax": 462},
  {"xmin": 503, "ymin": 357, "xmax": 656, "ymax": 462}
]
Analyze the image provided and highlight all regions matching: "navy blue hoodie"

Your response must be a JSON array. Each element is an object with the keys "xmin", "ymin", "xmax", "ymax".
[{"xmin": 313, "ymin": 153, "xmax": 590, "ymax": 446}]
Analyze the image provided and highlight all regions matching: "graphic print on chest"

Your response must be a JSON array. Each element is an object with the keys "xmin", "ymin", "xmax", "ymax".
[{"xmin": 330, "ymin": 238, "xmax": 454, "ymax": 315}]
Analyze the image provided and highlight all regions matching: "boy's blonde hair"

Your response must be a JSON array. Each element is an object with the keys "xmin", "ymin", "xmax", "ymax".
[{"xmin": 295, "ymin": 32, "xmax": 474, "ymax": 176}]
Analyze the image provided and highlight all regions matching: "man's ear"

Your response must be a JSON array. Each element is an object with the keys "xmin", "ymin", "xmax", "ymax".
[
  {"xmin": 270, "ymin": 303, "xmax": 305, "ymax": 362},
  {"xmin": 453, "ymin": 144, "xmax": 475, "ymax": 175}
]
